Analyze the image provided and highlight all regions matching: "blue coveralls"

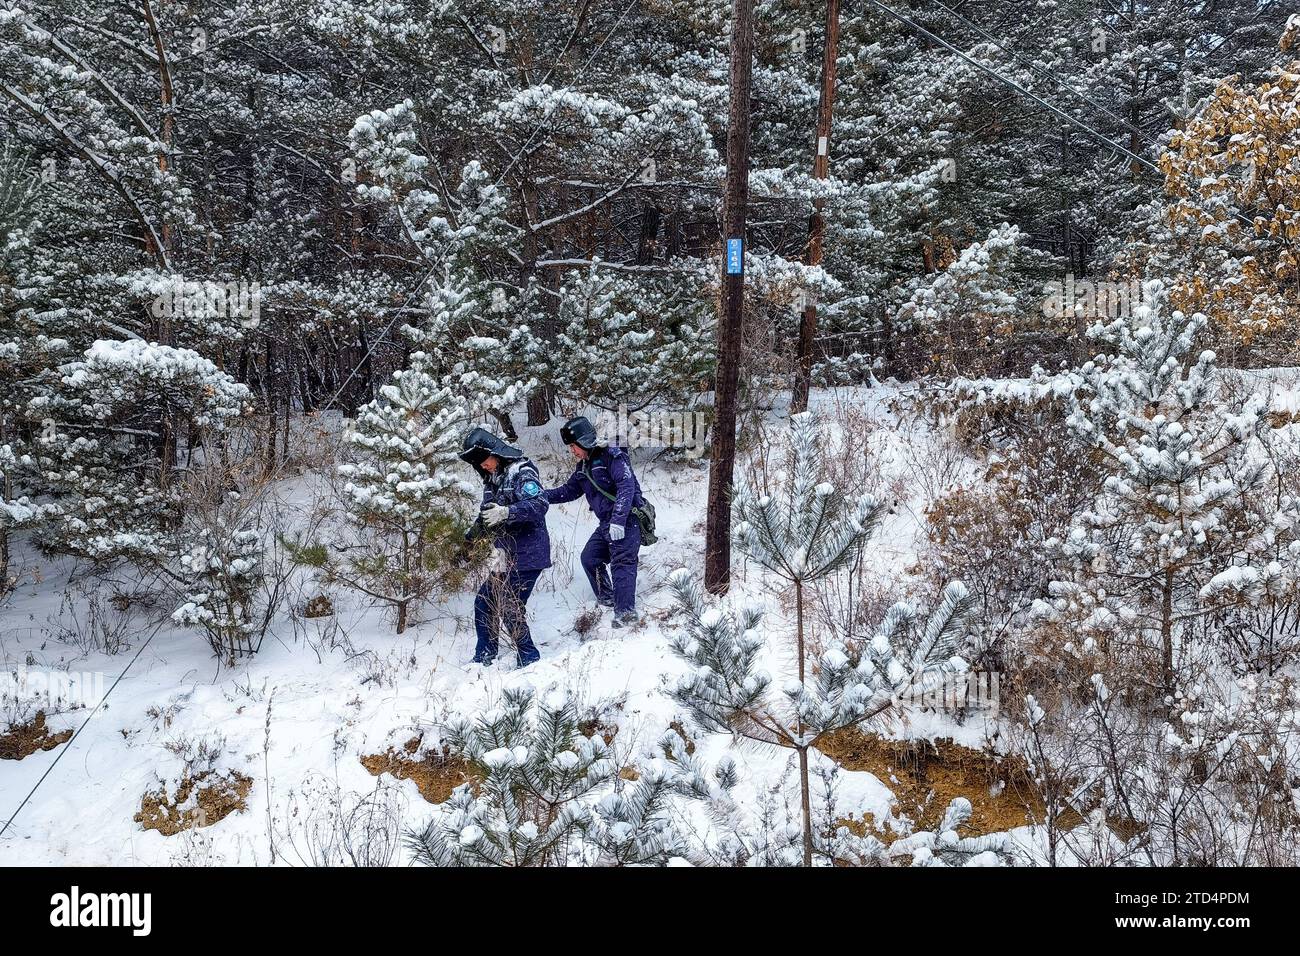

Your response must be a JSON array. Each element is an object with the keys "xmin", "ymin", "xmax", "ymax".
[
  {"xmin": 472, "ymin": 458, "xmax": 551, "ymax": 666},
  {"xmin": 545, "ymin": 447, "xmax": 643, "ymax": 615}
]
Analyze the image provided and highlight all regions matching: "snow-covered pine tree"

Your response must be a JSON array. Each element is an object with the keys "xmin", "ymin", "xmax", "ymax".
[
  {"xmin": 670, "ymin": 414, "xmax": 979, "ymax": 865},
  {"xmin": 550, "ymin": 265, "xmax": 714, "ymax": 411},
  {"xmin": 1037, "ymin": 279, "xmax": 1299, "ymax": 702},
  {"xmin": 173, "ymin": 526, "xmax": 267, "ymax": 661},
  {"xmin": 350, "ymin": 102, "xmax": 539, "ymax": 432},
  {"xmin": 667, "ymin": 569, "xmax": 978, "ymax": 866},
  {"xmin": 732, "ymin": 411, "xmax": 887, "ymax": 683},
  {"xmin": 21, "ymin": 339, "xmax": 248, "ymax": 565},
  {"xmin": 895, "ymin": 223, "xmax": 1028, "ymax": 377},
  {"xmin": 336, "ymin": 365, "xmax": 474, "ymax": 633},
  {"xmin": 401, "ymin": 274, "xmax": 536, "ymax": 437},
  {"xmin": 0, "ymin": 142, "xmax": 43, "ymax": 592},
  {"xmin": 404, "ymin": 688, "xmax": 603, "ymax": 866},
  {"xmin": 404, "ymin": 687, "xmax": 736, "ymax": 867}
]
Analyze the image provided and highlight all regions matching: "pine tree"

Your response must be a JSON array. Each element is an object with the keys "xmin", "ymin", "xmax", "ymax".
[
  {"xmin": 888, "ymin": 797, "xmax": 1015, "ymax": 866},
  {"xmin": 550, "ymin": 266, "xmax": 714, "ymax": 410},
  {"xmin": 895, "ymin": 223, "xmax": 1029, "ymax": 377},
  {"xmin": 1038, "ymin": 279, "xmax": 1298, "ymax": 701},
  {"xmin": 404, "ymin": 687, "xmax": 736, "ymax": 866},
  {"xmin": 21, "ymin": 339, "xmax": 248, "ymax": 564},
  {"xmin": 401, "ymin": 274, "xmax": 537, "ymax": 435},
  {"xmin": 667, "ymin": 568, "xmax": 979, "ymax": 866},
  {"xmin": 336, "ymin": 365, "xmax": 473, "ymax": 633},
  {"xmin": 173, "ymin": 526, "xmax": 267, "ymax": 661},
  {"xmin": 672, "ymin": 412, "xmax": 979, "ymax": 865},
  {"xmin": 0, "ymin": 142, "xmax": 43, "ymax": 592}
]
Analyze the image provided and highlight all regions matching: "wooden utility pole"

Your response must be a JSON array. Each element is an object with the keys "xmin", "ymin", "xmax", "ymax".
[
  {"xmin": 791, "ymin": 0, "xmax": 840, "ymax": 413},
  {"xmin": 703, "ymin": 0, "xmax": 755, "ymax": 595}
]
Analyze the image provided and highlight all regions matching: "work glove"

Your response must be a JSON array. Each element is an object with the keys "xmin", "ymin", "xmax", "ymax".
[
  {"xmin": 609, "ymin": 523, "xmax": 625, "ymax": 541},
  {"xmin": 482, "ymin": 503, "xmax": 510, "ymax": 528}
]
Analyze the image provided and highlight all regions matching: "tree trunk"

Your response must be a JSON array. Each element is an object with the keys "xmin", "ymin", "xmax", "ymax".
[
  {"xmin": 264, "ymin": 332, "xmax": 278, "ymax": 471},
  {"xmin": 527, "ymin": 388, "xmax": 551, "ymax": 427},
  {"xmin": 142, "ymin": 0, "xmax": 175, "ymax": 268},
  {"xmin": 491, "ymin": 408, "xmax": 519, "ymax": 443},
  {"xmin": 0, "ymin": 411, "xmax": 9, "ymax": 592},
  {"xmin": 522, "ymin": 173, "xmax": 555, "ymax": 429},
  {"xmin": 354, "ymin": 323, "xmax": 374, "ymax": 414},
  {"xmin": 1161, "ymin": 565, "xmax": 1175, "ymax": 705},
  {"xmin": 797, "ymin": 744, "xmax": 814, "ymax": 866},
  {"xmin": 636, "ymin": 203, "xmax": 661, "ymax": 265},
  {"xmin": 704, "ymin": 0, "xmax": 755, "ymax": 595},
  {"xmin": 796, "ymin": 580, "xmax": 814, "ymax": 864},
  {"xmin": 792, "ymin": 0, "xmax": 840, "ymax": 413},
  {"xmin": 396, "ymin": 533, "xmax": 412, "ymax": 634}
]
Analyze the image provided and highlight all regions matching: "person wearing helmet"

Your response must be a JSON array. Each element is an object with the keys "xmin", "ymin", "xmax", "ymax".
[
  {"xmin": 459, "ymin": 426, "xmax": 551, "ymax": 666},
  {"xmin": 545, "ymin": 415, "xmax": 644, "ymax": 628}
]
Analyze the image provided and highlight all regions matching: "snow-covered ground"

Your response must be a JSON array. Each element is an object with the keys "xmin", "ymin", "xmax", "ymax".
[{"xmin": 0, "ymin": 386, "xmax": 1014, "ymax": 865}]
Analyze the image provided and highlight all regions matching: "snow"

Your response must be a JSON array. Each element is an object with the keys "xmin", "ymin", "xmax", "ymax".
[{"xmin": 1, "ymin": 387, "xmax": 1006, "ymax": 865}]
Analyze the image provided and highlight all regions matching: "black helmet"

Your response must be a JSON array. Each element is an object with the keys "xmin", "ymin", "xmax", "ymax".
[
  {"xmin": 459, "ymin": 427, "xmax": 523, "ymax": 467},
  {"xmin": 560, "ymin": 416, "xmax": 599, "ymax": 450}
]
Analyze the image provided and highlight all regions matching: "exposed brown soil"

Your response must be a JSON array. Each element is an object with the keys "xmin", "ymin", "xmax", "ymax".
[
  {"xmin": 577, "ymin": 717, "xmax": 619, "ymax": 746},
  {"xmin": 667, "ymin": 720, "xmax": 696, "ymax": 755},
  {"xmin": 818, "ymin": 728, "xmax": 1059, "ymax": 837},
  {"xmin": 303, "ymin": 594, "xmax": 334, "ymax": 618},
  {"xmin": 0, "ymin": 712, "xmax": 74, "ymax": 761},
  {"xmin": 134, "ymin": 770, "xmax": 253, "ymax": 835},
  {"xmin": 1269, "ymin": 410, "xmax": 1298, "ymax": 429},
  {"xmin": 361, "ymin": 734, "xmax": 482, "ymax": 804}
]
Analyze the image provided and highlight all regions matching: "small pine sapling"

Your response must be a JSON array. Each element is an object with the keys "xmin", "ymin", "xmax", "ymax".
[
  {"xmin": 686, "ymin": 410, "xmax": 978, "ymax": 865},
  {"xmin": 335, "ymin": 368, "xmax": 474, "ymax": 632},
  {"xmin": 1040, "ymin": 280, "xmax": 1300, "ymax": 703},
  {"xmin": 666, "ymin": 568, "xmax": 977, "ymax": 866},
  {"xmin": 404, "ymin": 687, "xmax": 736, "ymax": 866},
  {"xmin": 889, "ymin": 797, "xmax": 1016, "ymax": 866}
]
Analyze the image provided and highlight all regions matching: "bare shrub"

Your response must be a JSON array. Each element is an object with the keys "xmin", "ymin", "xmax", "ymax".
[
  {"xmin": 895, "ymin": 416, "xmax": 969, "ymax": 508},
  {"xmin": 280, "ymin": 774, "xmax": 406, "ymax": 867},
  {"xmin": 46, "ymin": 580, "xmax": 135, "ymax": 655},
  {"xmin": 163, "ymin": 451, "xmax": 318, "ymax": 661}
]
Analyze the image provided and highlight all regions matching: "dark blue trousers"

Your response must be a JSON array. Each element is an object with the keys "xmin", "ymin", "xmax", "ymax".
[
  {"xmin": 580, "ymin": 521, "xmax": 641, "ymax": 615},
  {"xmin": 473, "ymin": 567, "xmax": 543, "ymax": 666}
]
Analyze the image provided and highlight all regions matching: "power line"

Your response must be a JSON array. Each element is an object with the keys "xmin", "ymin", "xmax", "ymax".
[
  {"xmin": 861, "ymin": 0, "xmax": 1259, "ymax": 231},
  {"xmin": 862, "ymin": 0, "xmax": 1165, "ymax": 177},
  {"xmin": 0, "ymin": 619, "xmax": 163, "ymax": 841},
  {"xmin": 924, "ymin": 0, "xmax": 1158, "ymax": 146}
]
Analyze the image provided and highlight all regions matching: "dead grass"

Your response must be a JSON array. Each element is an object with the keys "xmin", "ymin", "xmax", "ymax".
[
  {"xmin": 361, "ymin": 734, "xmax": 482, "ymax": 804},
  {"xmin": 576, "ymin": 717, "xmax": 619, "ymax": 746},
  {"xmin": 303, "ymin": 594, "xmax": 334, "ymax": 618},
  {"xmin": 573, "ymin": 607, "xmax": 602, "ymax": 639},
  {"xmin": 134, "ymin": 770, "xmax": 253, "ymax": 835},
  {"xmin": 0, "ymin": 712, "xmax": 74, "ymax": 761},
  {"xmin": 818, "ymin": 727, "xmax": 1060, "ymax": 837}
]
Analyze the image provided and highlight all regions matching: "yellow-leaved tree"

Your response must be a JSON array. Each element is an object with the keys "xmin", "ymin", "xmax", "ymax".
[{"xmin": 1158, "ymin": 26, "xmax": 1300, "ymax": 350}]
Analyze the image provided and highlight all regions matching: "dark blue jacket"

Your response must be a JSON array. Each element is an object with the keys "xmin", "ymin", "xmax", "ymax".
[
  {"xmin": 476, "ymin": 457, "xmax": 552, "ymax": 572},
  {"xmin": 545, "ymin": 447, "xmax": 643, "ymax": 528}
]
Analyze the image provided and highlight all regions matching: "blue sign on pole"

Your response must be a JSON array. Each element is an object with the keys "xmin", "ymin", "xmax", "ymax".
[{"xmin": 726, "ymin": 237, "xmax": 743, "ymax": 275}]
